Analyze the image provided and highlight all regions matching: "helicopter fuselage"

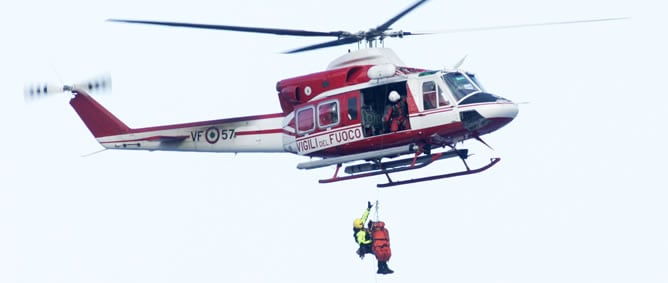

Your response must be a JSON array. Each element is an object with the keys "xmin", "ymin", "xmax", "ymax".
[{"xmin": 69, "ymin": 48, "xmax": 517, "ymax": 174}]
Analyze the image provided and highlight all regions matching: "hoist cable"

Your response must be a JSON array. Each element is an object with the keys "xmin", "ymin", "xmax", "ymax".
[{"xmin": 374, "ymin": 200, "xmax": 380, "ymax": 221}]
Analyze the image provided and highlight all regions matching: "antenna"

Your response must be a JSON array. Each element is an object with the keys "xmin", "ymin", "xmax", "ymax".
[{"xmin": 452, "ymin": 55, "xmax": 468, "ymax": 70}]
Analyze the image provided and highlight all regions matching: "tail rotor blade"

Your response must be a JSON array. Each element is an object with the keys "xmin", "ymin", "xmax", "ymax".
[
  {"xmin": 73, "ymin": 75, "xmax": 112, "ymax": 93},
  {"xmin": 24, "ymin": 83, "xmax": 66, "ymax": 101}
]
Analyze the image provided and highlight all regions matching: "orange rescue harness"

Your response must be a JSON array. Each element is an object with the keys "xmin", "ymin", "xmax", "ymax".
[{"xmin": 370, "ymin": 221, "xmax": 392, "ymax": 262}]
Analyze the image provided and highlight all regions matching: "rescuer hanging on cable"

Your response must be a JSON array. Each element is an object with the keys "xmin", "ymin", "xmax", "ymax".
[{"xmin": 353, "ymin": 201, "xmax": 394, "ymax": 275}]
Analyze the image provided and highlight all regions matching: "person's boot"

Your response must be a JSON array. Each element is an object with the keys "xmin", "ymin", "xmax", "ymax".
[
  {"xmin": 384, "ymin": 265, "xmax": 394, "ymax": 274},
  {"xmin": 377, "ymin": 262, "xmax": 384, "ymax": 274},
  {"xmin": 379, "ymin": 262, "xmax": 394, "ymax": 274}
]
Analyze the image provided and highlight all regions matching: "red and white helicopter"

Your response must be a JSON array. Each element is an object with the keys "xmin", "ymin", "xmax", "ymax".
[{"xmin": 25, "ymin": 0, "xmax": 618, "ymax": 187}]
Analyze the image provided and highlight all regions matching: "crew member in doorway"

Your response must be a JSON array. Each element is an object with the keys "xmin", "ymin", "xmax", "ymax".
[
  {"xmin": 383, "ymin": 90, "xmax": 409, "ymax": 133},
  {"xmin": 353, "ymin": 201, "xmax": 394, "ymax": 274}
]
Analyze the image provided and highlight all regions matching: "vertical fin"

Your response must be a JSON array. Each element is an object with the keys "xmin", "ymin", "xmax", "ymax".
[{"xmin": 69, "ymin": 90, "xmax": 130, "ymax": 138}]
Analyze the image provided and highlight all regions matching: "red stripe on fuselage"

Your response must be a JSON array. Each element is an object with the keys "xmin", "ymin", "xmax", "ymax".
[
  {"xmin": 235, "ymin": 128, "xmax": 284, "ymax": 136},
  {"xmin": 408, "ymin": 106, "xmax": 454, "ymax": 118},
  {"xmin": 127, "ymin": 113, "xmax": 285, "ymax": 134},
  {"xmin": 100, "ymin": 128, "xmax": 284, "ymax": 144}
]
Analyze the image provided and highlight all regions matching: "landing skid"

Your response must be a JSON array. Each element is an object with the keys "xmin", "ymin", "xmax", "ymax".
[
  {"xmin": 318, "ymin": 148, "xmax": 501, "ymax": 187},
  {"xmin": 376, "ymin": 157, "xmax": 500, "ymax": 188}
]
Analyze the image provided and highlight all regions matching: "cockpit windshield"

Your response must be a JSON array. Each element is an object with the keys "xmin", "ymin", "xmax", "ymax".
[{"xmin": 442, "ymin": 72, "xmax": 480, "ymax": 101}]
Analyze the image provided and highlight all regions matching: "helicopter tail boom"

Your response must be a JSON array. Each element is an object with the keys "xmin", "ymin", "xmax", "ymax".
[{"xmin": 69, "ymin": 90, "xmax": 287, "ymax": 153}]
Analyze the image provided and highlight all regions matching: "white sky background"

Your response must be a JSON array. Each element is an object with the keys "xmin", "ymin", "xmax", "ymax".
[{"xmin": 1, "ymin": 0, "xmax": 666, "ymax": 282}]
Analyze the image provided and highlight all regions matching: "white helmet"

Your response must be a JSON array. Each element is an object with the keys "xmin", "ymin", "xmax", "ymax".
[{"xmin": 388, "ymin": 91, "xmax": 400, "ymax": 102}]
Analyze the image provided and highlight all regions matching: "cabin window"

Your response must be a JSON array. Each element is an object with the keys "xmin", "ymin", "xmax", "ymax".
[
  {"xmin": 347, "ymin": 97, "xmax": 358, "ymax": 120},
  {"xmin": 296, "ymin": 106, "xmax": 315, "ymax": 134},
  {"xmin": 318, "ymin": 100, "xmax": 339, "ymax": 128}
]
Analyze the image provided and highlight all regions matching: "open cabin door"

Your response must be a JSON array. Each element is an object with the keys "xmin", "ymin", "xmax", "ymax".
[{"xmin": 359, "ymin": 81, "xmax": 411, "ymax": 137}]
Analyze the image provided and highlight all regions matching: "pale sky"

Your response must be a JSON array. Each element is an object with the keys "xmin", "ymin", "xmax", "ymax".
[{"xmin": 1, "ymin": 0, "xmax": 666, "ymax": 282}]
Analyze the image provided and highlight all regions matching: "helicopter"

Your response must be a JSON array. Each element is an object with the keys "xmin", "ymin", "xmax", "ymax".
[{"xmin": 24, "ymin": 0, "xmax": 620, "ymax": 187}]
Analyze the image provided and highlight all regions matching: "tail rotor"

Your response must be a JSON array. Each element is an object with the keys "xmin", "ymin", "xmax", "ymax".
[{"xmin": 24, "ymin": 75, "xmax": 112, "ymax": 102}]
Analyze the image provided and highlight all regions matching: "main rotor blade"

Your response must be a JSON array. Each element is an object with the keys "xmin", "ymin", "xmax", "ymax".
[
  {"xmin": 376, "ymin": 0, "xmax": 429, "ymax": 32},
  {"xmin": 107, "ymin": 19, "xmax": 344, "ymax": 37},
  {"xmin": 285, "ymin": 37, "xmax": 361, "ymax": 54},
  {"xmin": 412, "ymin": 17, "xmax": 629, "ymax": 35}
]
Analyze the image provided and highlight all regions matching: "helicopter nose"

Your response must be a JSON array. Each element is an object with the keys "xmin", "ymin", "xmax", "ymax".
[
  {"xmin": 488, "ymin": 101, "xmax": 519, "ymax": 120},
  {"xmin": 464, "ymin": 101, "xmax": 519, "ymax": 120},
  {"xmin": 484, "ymin": 101, "xmax": 519, "ymax": 132},
  {"xmin": 459, "ymin": 101, "xmax": 519, "ymax": 133}
]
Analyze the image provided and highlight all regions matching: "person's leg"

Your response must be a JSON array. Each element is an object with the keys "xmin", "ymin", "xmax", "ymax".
[
  {"xmin": 362, "ymin": 244, "xmax": 373, "ymax": 255},
  {"xmin": 390, "ymin": 120, "xmax": 399, "ymax": 132}
]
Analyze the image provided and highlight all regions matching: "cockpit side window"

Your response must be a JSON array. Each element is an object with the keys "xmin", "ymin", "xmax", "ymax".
[
  {"xmin": 422, "ymin": 81, "xmax": 450, "ymax": 110},
  {"xmin": 437, "ymin": 84, "xmax": 450, "ymax": 107},
  {"xmin": 422, "ymin": 81, "xmax": 437, "ymax": 110},
  {"xmin": 443, "ymin": 73, "xmax": 479, "ymax": 101}
]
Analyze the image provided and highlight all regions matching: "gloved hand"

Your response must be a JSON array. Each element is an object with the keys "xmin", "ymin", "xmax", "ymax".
[{"xmin": 367, "ymin": 201, "xmax": 373, "ymax": 210}]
